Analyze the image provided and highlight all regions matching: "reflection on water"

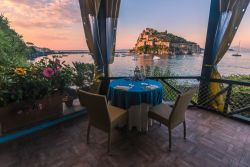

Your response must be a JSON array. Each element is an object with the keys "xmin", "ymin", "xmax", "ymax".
[{"xmin": 36, "ymin": 51, "xmax": 250, "ymax": 77}]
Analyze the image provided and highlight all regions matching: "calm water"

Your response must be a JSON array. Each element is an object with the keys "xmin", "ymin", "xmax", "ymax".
[{"xmin": 36, "ymin": 51, "xmax": 250, "ymax": 77}]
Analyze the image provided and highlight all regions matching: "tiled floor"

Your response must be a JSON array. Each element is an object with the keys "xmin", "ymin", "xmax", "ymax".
[{"xmin": 0, "ymin": 108, "xmax": 249, "ymax": 167}]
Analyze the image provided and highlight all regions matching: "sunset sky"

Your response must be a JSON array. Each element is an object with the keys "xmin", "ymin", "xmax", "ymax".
[{"xmin": 1, "ymin": 0, "xmax": 250, "ymax": 50}]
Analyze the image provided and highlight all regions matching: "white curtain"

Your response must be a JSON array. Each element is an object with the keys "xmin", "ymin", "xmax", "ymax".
[{"xmin": 79, "ymin": 0, "xmax": 121, "ymax": 75}]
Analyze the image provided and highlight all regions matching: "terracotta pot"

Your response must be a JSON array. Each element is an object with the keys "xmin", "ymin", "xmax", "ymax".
[{"xmin": 0, "ymin": 94, "xmax": 63, "ymax": 135}]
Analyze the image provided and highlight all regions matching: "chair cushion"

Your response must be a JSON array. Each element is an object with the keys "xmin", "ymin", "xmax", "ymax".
[
  {"xmin": 108, "ymin": 105, "xmax": 127, "ymax": 127},
  {"xmin": 148, "ymin": 103, "xmax": 172, "ymax": 125}
]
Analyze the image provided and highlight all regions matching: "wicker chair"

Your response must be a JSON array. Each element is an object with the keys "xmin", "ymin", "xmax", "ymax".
[
  {"xmin": 77, "ymin": 90, "xmax": 127, "ymax": 154},
  {"xmin": 148, "ymin": 88, "xmax": 196, "ymax": 151}
]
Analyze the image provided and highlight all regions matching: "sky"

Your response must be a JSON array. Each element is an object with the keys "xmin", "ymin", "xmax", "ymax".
[{"xmin": 0, "ymin": 0, "xmax": 250, "ymax": 50}]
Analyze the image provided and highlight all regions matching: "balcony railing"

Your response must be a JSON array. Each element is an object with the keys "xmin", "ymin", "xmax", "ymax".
[{"xmin": 103, "ymin": 76, "xmax": 250, "ymax": 123}]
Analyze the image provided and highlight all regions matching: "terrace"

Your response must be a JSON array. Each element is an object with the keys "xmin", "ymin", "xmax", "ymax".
[
  {"xmin": 0, "ymin": 108, "xmax": 249, "ymax": 167},
  {"xmin": 0, "ymin": 76, "xmax": 249, "ymax": 167},
  {"xmin": 0, "ymin": 0, "xmax": 250, "ymax": 167}
]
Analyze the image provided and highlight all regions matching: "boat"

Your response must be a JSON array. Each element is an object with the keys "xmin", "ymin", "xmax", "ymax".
[
  {"xmin": 232, "ymin": 53, "xmax": 241, "ymax": 57},
  {"xmin": 143, "ymin": 54, "xmax": 150, "ymax": 57},
  {"xmin": 132, "ymin": 57, "xmax": 138, "ymax": 61},
  {"xmin": 120, "ymin": 53, "xmax": 127, "ymax": 57},
  {"xmin": 115, "ymin": 53, "xmax": 127, "ymax": 57},
  {"xmin": 153, "ymin": 56, "xmax": 160, "ymax": 60},
  {"xmin": 232, "ymin": 42, "xmax": 242, "ymax": 57},
  {"xmin": 192, "ymin": 52, "xmax": 201, "ymax": 56}
]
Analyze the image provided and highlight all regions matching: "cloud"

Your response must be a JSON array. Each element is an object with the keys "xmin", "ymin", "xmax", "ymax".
[
  {"xmin": 1, "ymin": 0, "xmax": 82, "ymax": 29},
  {"xmin": 0, "ymin": 0, "xmax": 86, "ymax": 49},
  {"xmin": 6, "ymin": 0, "xmax": 52, "ymax": 8}
]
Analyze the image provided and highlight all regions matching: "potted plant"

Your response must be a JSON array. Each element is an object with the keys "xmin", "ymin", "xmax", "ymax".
[
  {"xmin": 61, "ymin": 62, "xmax": 95, "ymax": 107},
  {"xmin": 0, "ymin": 56, "xmax": 73, "ymax": 134},
  {"xmin": 71, "ymin": 62, "xmax": 95, "ymax": 90},
  {"xmin": 68, "ymin": 62, "xmax": 95, "ymax": 107}
]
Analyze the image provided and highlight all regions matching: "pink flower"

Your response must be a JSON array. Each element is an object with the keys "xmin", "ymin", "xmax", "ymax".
[{"xmin": 43, "ymin": 67, "xmax": 55, "ymax": 78}]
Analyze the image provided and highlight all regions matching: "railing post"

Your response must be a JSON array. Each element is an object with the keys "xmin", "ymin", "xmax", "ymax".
[
  {"xmin": 224, "ymin": 84, "xmax": 232, "ymax": 114},
  {"xmin": 98, "ymin": 77, "xmax": 110, "ymax": 96},
  {"xmin": 198, "ymin": 79, "xmax": 208, "ymax": 105}
]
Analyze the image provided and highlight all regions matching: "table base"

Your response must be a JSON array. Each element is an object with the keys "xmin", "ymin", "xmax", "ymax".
[{"xmin": 128, "ymin": 103, "xmax": 153, "ymax": 132}]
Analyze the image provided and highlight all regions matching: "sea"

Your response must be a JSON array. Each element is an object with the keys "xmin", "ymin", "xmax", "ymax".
[{"xmin": 35, "ymin": 50, "xmax": 250, "ymax": 77}]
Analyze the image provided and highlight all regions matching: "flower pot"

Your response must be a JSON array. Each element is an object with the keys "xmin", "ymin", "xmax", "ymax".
[{"xmin": 0, "ymin": 94, "xmax": 63, "ymax": 135}]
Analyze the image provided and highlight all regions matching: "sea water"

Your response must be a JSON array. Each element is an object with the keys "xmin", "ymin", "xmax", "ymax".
[{"xmin": 36, "ymin": 50, "xmax": 250, "ymax": 77}]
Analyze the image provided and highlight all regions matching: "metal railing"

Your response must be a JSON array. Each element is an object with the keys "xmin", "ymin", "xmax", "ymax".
[{"xmin": 103, "ymin": 76, "xmax": 250, "ymax": 123}]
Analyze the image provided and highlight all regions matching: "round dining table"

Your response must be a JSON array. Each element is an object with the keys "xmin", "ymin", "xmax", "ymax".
[{"xmin": 108, "ymin": 79, "xmax": 163, "ymax": 131}]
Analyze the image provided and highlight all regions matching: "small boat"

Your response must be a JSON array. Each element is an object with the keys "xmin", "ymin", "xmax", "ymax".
[
  {"xmin": 120, "ymin": 53, "xmax": 127, "ymax": 57},
  {"xmin": 132, "ymin": 57, "xmax": 138, "ymax": 61},
  {"xmin": 153, "ymin": 56, "xmax": 160, "ymax": 60},
  {"xmin": 232, "ymin": 53, "xmax": 241, "ymax": 57},
  {"xmin": 192, "ymin": 53, "xmax": 200, "ymax": 56},
  {"xmin": 232, "ymin": 42, "xmax": 242, "ymax": 57},
  {"xmin": 115, "ymin": 53, "xmax": 126, "ymax": 57}
]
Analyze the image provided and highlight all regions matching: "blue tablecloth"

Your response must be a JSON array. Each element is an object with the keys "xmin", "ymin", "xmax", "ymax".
[{"xmin": 108, "ymin": 79, "xmax": 163, "ymax": 109}]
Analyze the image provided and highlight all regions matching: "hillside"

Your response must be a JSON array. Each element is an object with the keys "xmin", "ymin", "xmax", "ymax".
[{"xmin": 0, "ymin": 15, "xmax": 30, "ymax": 66}]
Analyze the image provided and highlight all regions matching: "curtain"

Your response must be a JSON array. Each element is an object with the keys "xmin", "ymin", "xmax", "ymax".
[
  {"xmin": 105, "ymin": 0, "xmax": 121, "ymax": 65},
  {"xmin": 79, "ymin": 0, "xmax": 102, "ymax": 72},
  {"xmin": 79, "ymin": 0, "xmax": 121, "ymax": 76},
  {"xmin": 208, "ymin": 0, "xmax": 249, "ymax": 111}
]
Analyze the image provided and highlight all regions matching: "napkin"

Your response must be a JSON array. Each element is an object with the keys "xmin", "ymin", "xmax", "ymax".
[
  {"xmin": 114, "ymin": 85, "xmax": 130, "ymax": 91},
  {"xmin": 145, "ymin": 85, "xmax": 159, "ymax": 90}
]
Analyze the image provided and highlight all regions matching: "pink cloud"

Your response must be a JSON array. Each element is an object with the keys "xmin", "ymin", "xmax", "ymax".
[
  {"xmin": 0, "ymin": 0, "xmax": 86, "ymax": 50},
  {"xmin": 1, "ymin": 0, "xmax": 81, "ymax": 29}
]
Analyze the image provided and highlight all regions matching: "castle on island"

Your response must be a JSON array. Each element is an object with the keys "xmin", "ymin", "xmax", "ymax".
[{"xmin": 133, "ymin": 28, "xmax": 201, "ymax": 55}]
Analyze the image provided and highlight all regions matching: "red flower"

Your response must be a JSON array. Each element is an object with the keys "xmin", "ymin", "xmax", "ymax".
[{"xmin": 43, "ymin": 67, "xmax": 55, "ymax": 78}]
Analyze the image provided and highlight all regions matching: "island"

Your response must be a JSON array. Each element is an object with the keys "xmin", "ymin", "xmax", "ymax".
[{"xmin": 132, "ymin": 28, "xmax": 201, "ymax": 55}]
